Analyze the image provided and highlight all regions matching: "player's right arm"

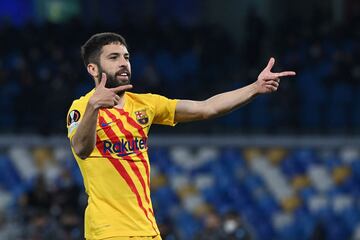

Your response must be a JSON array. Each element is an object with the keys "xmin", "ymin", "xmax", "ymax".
[{"xmin": 71, "ymin": 73, "xmax": 132, "ymax": 159}]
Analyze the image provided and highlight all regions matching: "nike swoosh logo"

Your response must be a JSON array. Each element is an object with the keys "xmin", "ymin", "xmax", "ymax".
[
  {"xmin": 101, "ymin": 122, "xmax": 113, "ymax": 127},
  {"xmin": 117, "ymin": 152, "xmax": 135, "ymax": 157}
]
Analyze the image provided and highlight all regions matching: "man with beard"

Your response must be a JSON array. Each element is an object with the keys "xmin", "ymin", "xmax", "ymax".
[{"xmin": 66, "ymin": 32, "xmax": 295, "ymax": 240}]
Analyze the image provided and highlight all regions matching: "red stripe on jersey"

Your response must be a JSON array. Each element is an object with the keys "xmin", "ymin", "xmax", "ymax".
[
  {"xmin": 149, "ymin": 208, "xmax": 154, "ymax": 216},
  {"xmin": 116, "ymin": 109, "xmax": 151, "ymax": 188},
  {"xmin": 96, "ymin": 116, "xmax": 158, "ymax": 234},
  {"xmin": 117, "ymin": 109, "xmax": 147, "ymax": 138},
  {"xmin": 102, "ymin": 109, "xmax": 151, "ymax": 204}
]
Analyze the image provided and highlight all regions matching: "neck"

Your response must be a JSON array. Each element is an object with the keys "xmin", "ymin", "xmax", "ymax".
[
  {"xmin": 116, "ymin": 90, "xmax": 126, "ymax": 97},
  {"xmin": 114, "ymin": 91, "xmax": 126, "ymax": 109}
]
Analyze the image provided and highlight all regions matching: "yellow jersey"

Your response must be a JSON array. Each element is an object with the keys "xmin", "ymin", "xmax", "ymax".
[{"xmin": 66, "ymin": 89, "xmax": 178, "ymax": 239}]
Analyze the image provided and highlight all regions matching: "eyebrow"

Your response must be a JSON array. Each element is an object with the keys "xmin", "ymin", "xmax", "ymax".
[{"xmin": 107, "ymin": 52, "xmax": 130, "ymax": 57}]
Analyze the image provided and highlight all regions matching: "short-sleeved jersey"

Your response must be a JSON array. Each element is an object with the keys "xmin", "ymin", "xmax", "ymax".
[{"xmin": 66, "ymin": 89, "xmax": 178, "ymax": 239}]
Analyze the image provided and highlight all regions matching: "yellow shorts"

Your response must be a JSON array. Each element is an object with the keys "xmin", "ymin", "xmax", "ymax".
[{"xmin": 87, "ymin": 235, "xmax": 162, "ymax": 240}]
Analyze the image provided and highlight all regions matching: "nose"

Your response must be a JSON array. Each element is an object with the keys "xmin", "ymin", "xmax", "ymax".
[{"xmin": 119, "ymin": 55, "xmax": 128, "ymax": 67}]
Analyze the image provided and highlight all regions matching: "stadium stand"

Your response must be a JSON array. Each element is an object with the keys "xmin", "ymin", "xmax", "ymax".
[{"xmin": 0, "ymin": 136, "xmax": 359, "ymax": 239}]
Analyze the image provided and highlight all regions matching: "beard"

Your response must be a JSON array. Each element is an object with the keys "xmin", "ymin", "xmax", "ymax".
[{"xmin": 98, "ymin": 67, "xmax": 131, "ymax": 89}]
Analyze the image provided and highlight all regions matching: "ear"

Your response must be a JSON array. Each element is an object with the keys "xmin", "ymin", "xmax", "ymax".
[{"xmin": 87, "ymin": 63, "xmax": 99, "ymax": 83}]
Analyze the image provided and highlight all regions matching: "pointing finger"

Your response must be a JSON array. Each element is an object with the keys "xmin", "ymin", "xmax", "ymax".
[
  {"xmin": 274, "ymin": 71, "xmax": 296, "ymax": 78},
  {"xmin": 265, "ymin": 57, "xmax": 275, "ymax": 71},
  {"xmin": 110, "ymin": 84, "xmax": 133, "ymax": 93},
  {"xmin": 99, "ymin": 73, "xmax": 107, "ymax": 87}
]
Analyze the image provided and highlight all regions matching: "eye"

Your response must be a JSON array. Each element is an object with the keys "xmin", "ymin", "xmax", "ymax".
[{"xmin": 109, "ymin": 56, "xmax": 117, "ymax": 60}]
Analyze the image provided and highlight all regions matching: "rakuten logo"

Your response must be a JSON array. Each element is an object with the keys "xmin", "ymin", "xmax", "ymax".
[{"xmin": 103, "ymin": 138, "xmax": 147, "ymax": 157}]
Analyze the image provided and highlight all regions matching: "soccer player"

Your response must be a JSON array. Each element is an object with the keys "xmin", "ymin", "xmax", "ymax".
[{"xmin": 67, "ymin": 32, "xmax": 295, "ymax": 240}]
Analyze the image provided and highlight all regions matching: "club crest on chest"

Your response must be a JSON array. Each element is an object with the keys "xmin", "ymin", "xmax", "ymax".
[{"xmin": 134, "ymin": 109, "xmax": 148, "ymax": 125}]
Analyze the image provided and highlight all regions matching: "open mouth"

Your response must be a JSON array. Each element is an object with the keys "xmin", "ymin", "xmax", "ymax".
[
  {"xmin": 116, "ymin": 70, "xmax": 130, "ymax": 79},
  {"xmin": 119, "ymin": 72, "xmax": 129, "ymax": 77}
]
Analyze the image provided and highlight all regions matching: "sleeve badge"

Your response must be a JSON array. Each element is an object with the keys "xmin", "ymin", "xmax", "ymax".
[{"xmin": 67, "ymin": 110, "xmax": 81, "ymax": 126}]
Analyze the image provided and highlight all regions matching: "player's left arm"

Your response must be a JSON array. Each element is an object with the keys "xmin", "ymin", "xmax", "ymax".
[{"xmin": 174, "ymin": 57, "xmax": 296, "ymax": 123}]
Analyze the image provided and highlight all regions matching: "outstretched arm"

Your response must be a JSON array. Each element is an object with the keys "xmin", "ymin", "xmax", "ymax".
[{"xmin": 174, "ymin": 58, "xmax": 295, "ymax": 122}]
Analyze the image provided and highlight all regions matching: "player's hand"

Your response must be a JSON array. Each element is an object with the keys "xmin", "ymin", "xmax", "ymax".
[
  {"xmin": 255, "ymin": 57, "xmax": 296, "ymax": 94},
  {"xmin": 89, "ymin": 73, "xmax": 133, "ymax": 109}
]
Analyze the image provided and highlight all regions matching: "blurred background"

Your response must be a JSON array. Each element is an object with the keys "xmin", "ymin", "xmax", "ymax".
[{"xmin": 0, "ymin": 0, "xmax": 360, "ymax": 239}]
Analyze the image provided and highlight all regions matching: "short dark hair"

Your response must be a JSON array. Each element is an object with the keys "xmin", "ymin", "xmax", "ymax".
[{"xmin": 81, "ymin": 32, "xmax": 128, "ymax": 66}]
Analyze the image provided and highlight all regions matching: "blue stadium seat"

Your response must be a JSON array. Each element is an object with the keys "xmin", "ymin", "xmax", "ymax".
[
  {"xmin": 253, "ymin": 217, "xmax": 275, "ymax": 240},
  {"xmin": 243, "ymin": 174, "xmax": 264, "ymax": 191},
  {"xmin": 229, "ymin": 184, "xmax": 253, "ymax": 211},
  {"xmin": 256, "ymin": 193, "xmax": 279, "ymax": 215},
  {"xmin": 341, "ymin": 207, "xmax": 360, "ymax": 231},
  {"xmin": 148, "ymin": 148, "xmax": 175, "ymax": 174},
  {"xmin": 299, "ymin": 186, "xmax": 316, "ymax": 203},
  {"xmin": 325, "ymin": 219, "xmax": 351, "ymax": 240},
  {"xmin": 174, "ymin": 211, "xmax": 201, "ymax": 239},
  {"xmin": 0, "ymin": 155, "xmax": 22, "ymax": 191},
  {"xmin": 294, "ymin": 207, "xmax": 316, "ymax": 240},
  {"xmin": 351, "ymin": 160, "xmax": 360, "ymax": 178},
  {"xmin": 152, "ymin": 186, "xmax": 179, "ymax": 215},
  {"xmin": 277, "ymin": 222, "xmax": 299, "ymax": 240},
  {"xmin": 324, "ymin": 155, "xmax": 342, "ymax": 171},
  {"xmin": 221, "ymin": 148, "xmax": 246, "ymax": 176}
]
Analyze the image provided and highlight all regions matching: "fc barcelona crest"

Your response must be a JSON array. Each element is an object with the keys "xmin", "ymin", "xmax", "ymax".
[{"xmin": 135, "ymin": 110, "xmax": 149, "ymax": 125}]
